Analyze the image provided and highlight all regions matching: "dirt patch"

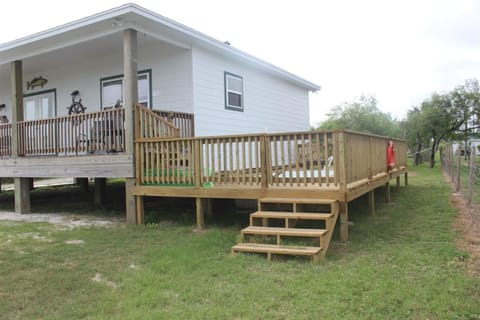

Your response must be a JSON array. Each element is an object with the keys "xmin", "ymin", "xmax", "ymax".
[
  {"xmin": 449, "ymin": 184, "xmax": 480, "ymax": 276},
  {"xmin": 0, "ymin": 211, "xmax": 123, "ymax": 229}
]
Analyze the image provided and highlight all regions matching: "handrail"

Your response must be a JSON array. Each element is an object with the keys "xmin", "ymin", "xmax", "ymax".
[
  {"xmin": 0, "ymin": 123, "xmax": 12, "ymax": 158},
  {"xmin": 135, "ymin": 104, "xmax": 180, "ymax": 139},
  {"xmin": 136, "ymin": 129, "xmax": 408, "ymax": 189},
  {"xmin": 152, "ymin": 109, "xmax": 195, "ymax": 138},
  {"xmin": 17, "ymin": 108, "xmax": 125, "ymax": 156}
]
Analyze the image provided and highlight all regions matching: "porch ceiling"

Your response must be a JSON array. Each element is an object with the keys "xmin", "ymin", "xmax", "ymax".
[{"xmin": 1, "ymin": 32, "xmax": 161, "ymax": 77}]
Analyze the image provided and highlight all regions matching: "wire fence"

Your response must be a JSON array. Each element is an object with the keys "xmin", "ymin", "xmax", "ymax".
[{"xmin": 440, "ymin": 144, "xmax": 480, "ymax": 207}]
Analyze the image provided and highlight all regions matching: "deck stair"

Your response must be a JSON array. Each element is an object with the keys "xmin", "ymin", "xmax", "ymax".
[{"xmin": 232, "ymin": 197, "xmax": 340, "ymax": 263}]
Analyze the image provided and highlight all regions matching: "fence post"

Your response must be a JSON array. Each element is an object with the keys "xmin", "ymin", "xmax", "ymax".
[
  {"xmin": 455, "ymin": 146, "xmax": 461, "ymax": 192},
  {"xmin": 468, "ymin": 146, "xmax": 475, "ymax": 207}
]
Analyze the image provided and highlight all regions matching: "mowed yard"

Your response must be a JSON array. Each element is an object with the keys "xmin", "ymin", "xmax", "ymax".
[{"xmin": 0, "ymin": 164, "xmax": 479, "ymax": 319}]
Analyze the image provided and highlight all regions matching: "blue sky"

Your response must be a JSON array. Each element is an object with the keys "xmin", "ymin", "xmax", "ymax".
[{"xmin": 1, "ymin": 0, "xmax": 479, "ymax": 125}]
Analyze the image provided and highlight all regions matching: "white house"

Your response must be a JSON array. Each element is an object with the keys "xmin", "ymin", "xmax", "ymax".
[{"xmin": 0, "ymin": 3, "xmax": 319, "ymax": 137}]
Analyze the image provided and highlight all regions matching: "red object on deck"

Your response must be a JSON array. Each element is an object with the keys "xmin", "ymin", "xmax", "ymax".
[{"xmin": 387, "ymin": 140, "xmax": 396, "ymax": 170}]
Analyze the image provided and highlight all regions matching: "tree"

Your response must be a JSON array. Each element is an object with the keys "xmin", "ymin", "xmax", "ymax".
[
  {"xmin": 403, "ymin": 107, "xmax": 425, "ymax": 165},
  {"xmin": 316, "ymin": 95, "xmax": 401, "ymax": 138},
  {"xmin": 403, "ymin": 78, "xmax": 480, "ymax": 168},
  {"xmin": 450, "ymin": 79, "xmax": 480, "ymax": 159}
]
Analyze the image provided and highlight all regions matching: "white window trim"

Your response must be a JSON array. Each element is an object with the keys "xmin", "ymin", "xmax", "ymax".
[
  {"xmin": 225, "ymin": 72, "xmax": 244, "ymax": 111},
  {"xmin": 100, "ymin": 70, "xmax": 152, "ymax": 109}
]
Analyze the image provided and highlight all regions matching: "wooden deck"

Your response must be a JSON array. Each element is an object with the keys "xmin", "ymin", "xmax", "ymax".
[
  {"xmin": 0, "ymin": 102, "xmax": 408, "ymax": 261},
  {"xmin": 132, "ymin": 126, "xmax": 408, "ymax": 261}
]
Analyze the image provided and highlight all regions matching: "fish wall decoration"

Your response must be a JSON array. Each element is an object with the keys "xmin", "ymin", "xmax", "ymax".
[{"xmin": 27, "ymin": 76, "xmax": 48, "ymax": 90}]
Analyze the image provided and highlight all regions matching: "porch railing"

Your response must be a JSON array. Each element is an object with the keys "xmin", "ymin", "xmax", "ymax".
[
  {"xmin": 0, "ymin": 123, "xmax": 12, "ymax": 158},
  {"xmin": 152, "ymin": 109, "xmax": 195, "ymax": 137},
  {"xmin": 18, "ymin": 108, "xmax": 125, "ymax": 156},
  {"xmin": 136, "ymin": 104, "xmax": 180, "ymax": 139},
  {"xmin": 136, "ymin": 130, "xmax": 408, "ymax": 189}
]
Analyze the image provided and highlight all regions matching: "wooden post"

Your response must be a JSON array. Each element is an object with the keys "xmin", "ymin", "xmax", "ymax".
[
  {"xmin": 260, "ymin": 135, "xmax": 269, "ymax": 189},
  {"xmin": 94, "ymin": 178, "xmax": 106, "ymax": 206},
  {"xmin": 196, "ymin": 198, "xmax": 205, "ymax": 229},
  {"xmin": 404, "ymin": 172, "xmax": 408, "ymax": 186},
  {"xmin": 136, "ymin": 195, "xmax": 144, "ymax": 225},
  {"xmin": 337, "ymin": 131, "xmax": 347, "ymax": 190},
  {"xmin": 385, "ymin": 182, "xmax": 391, "ymax": 203},
  {"xmin": 396, "ymin": 176, "xmax": 401, "ymax": 190},
  {"xmin": 368, "ymin": 190, "xmax": 375, "ymax": 216},
  {"xmin": 125, "ymin": 179, "xmax": 136, "ymax": 224},
  {"xmin": 14, "ymin": 178, "xmax": 30, "ymax": 214},
  {"xmin": 194, "ymin": 140, "xmax": 202, "ymax": 187},
  {"xmin": 467, "ymin": 147, "xmax": 475, "ymax": 207},
  {"xmin": 124, "ymin": 29, "xmax": 138, "ymax": 224},
  {"xmin": 11, "ymin": 60, "xmax": 31, "ymax": 214},
  {"xmin": 340, "ymin": 202, "xmax": 349, "ymax": 242}
]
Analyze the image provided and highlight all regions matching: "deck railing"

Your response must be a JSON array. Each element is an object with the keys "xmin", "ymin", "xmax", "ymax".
[
  {"xmin": 152, "ymin": 109, "xmax": 194, "ymax": 137},
  {"xmin": 136, "ymin": 104, "xmax": 180, "ymax": 139},
  {"xmin": 17, "ymin": 108, "xmax": 125, "ymax": 156},
  {"xmin": 0, "ymin": 123, "xmax": 12, "ymax": 158},
  {"xmin": 136, "ymin": 130, "xmax": 407, "ymax": 189}
]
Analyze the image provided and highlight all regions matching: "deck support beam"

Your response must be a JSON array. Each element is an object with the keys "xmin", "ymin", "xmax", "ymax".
[
  {"xmin": 125, "ymin": 179, "xmax": 137, "ymax": 224},
  {"xmin": 14, "ymin": 178, "xmax": 30, "ymax": 214},
  {"xmin": 404, "ymin": 172, "xmax": 408, "ymax": 186},
  {"xmin": 123, "ymin": 29, "xmax": 138, "ymax": 224},
  {"xmin": 94, "ymin": 178, "xmax": 106, "ymax": 206},
  {"xmin": 340, "ymin": 202, "xmax": 349, "ymax": 242},
  {"xmin": 136, "ymin": 195, "xmax": 144, "ymax": 225},
  {"xmin": 368, "ymin": 190, "xmax": 375, "ymax": 216},
  {"xmin": 396, "ymin": 176, "xmax": 401, "ymax": 191},
  {"xmin": 196, "ymin": 198, "xmax": 205, "ymax": 229},
  {"xmin": 11, "ymin": 60, "xmax": 31, "ymax": 214}
]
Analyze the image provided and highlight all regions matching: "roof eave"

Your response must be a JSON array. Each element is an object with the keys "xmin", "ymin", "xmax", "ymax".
[{"xmin": 0, "ymin": 3, "xmax": 321, "ymax": 91}]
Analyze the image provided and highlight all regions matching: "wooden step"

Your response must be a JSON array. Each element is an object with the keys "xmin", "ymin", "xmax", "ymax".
[
  {"xmin": 259, "ymin": 197, "xmax": 337, "ymax": 205},
  {"xmin": 241, "ymin": 226, "xmax": 327, "ymax": 237},
  {"xmin": 232, "ymin": 243, "xmax": 322, "ymax": 256},
  {"xmin": 251, "ymin": 211, "xmax": 333, "ymax": 220}
]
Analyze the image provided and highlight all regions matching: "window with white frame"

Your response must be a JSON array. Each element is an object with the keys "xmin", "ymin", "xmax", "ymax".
[
  {"xmin": 100, "ymin": 70, "xmax": 151, "ymax": 109},
  {"xmin": 24, "ymin": 90, "xmax": 56, "ymax": 120},
  {"xmin": 225, "ymin": 72, "xmax": 243, "ymax": 111}
]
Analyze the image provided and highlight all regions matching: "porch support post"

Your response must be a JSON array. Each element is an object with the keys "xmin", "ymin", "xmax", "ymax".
[
  {"xmin": 94, "ymin": 178, "xmax": 106, "ymax": 206},
  {"xmin": 340, "ymin": 202, "xmax": 349, "ymax": 243},
  {"xmin": 136, "ymin": 196, "xmax": 144, "ymax": 225},
  {"xmin": 404, "ymin": 172, "xmax": 408, "ymax": 186},
  {"xmin": 396, "ymin": 176, "xmax": 401, "ymax": 190},
  {"xmin": 196, "ymin": 198, "xmax": 205, "ymax": 230},
  {"xmin": 11, "ymin": 60, "xmax": 30, "ymax": 214},
  {"xmin": 368, "ymin": 190, "xmax": 375, "ymax": 216},
  {"xmin": 123, "ymin": 29, "xmax": 138, "ymax": 224}
]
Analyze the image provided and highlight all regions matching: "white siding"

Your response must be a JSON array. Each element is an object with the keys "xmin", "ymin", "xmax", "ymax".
[
  {"xmin": 0, "ymin": 41, "xmax": 192, "ymax": 120},
  {"xmin": 192, "ymin": 46, "xmax": 310, "ymax": 136}
]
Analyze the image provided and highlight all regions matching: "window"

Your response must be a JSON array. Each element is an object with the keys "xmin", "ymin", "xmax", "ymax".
[
  {"xmin": 225, "ymin": 72, "xmax": 243, "ymax": 111},
  {"xmin": 100, "ymin": 69, "xmax": 152, "ymax": 109},
  {"xmin": 23, "ymin": 90, "xmax": 56, "ymax": 120}
]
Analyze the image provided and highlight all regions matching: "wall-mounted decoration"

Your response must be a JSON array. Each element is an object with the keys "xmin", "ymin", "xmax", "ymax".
[{"xmin": 27, "ymin": 76, "xmax": 48, "ymax": 90}]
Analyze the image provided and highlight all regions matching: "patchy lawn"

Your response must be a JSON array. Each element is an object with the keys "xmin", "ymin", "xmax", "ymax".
[{"xmin": 0, "ymin": 164, "xmax": 479, "ymax": 319}]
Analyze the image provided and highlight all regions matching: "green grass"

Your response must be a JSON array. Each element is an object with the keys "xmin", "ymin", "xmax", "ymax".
[{"xmin": 0, "ymin": 164, "xmax": 480, "ymax": 319}]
